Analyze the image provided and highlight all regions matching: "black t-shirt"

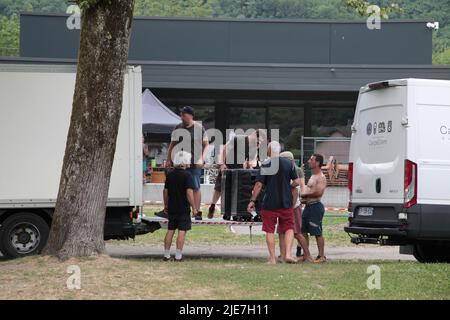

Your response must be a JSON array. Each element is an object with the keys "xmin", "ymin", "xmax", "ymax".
[
  {"xmin": 171, "ymin": 122, "xmax": 207, "ymax": 165},
  {"xmin": 226, "ymin": 135, "xmax": 259, "ymax": 169},
  {"xmin": 164, "ymin": 168, "xmax": 195, "ymax": 215},
  {"xmin": 256, "ymin": 157, "xmax": 298, "ymax": 210}
]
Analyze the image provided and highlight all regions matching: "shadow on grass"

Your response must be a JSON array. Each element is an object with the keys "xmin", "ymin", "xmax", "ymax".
[{"xmin": 109, "ymin": 252, "xmax": 269, "ymax": 263}]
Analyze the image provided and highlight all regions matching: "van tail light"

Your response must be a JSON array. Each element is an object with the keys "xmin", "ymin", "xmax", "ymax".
[
  {"xmin": 347, "ymin": 162, "xmax": 353, "ymax": 210},
  {"xmin": 404, "ymin": 160, "xmax": 417, "ymax": 208}
]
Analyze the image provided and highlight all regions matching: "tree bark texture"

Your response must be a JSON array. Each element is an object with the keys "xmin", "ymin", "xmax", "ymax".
[{"xmin": 43, "ymin": 0, "xmax": 135, "ymax": 260}]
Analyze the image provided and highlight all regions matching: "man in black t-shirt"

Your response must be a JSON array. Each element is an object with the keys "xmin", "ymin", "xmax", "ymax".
[
  {"xmin": 163, "ymin": 151, "xmax": 198, "ymax": 262},
  {"xmin": 166, "ymin": 106, "xmax": 209, "ymax": 220}
]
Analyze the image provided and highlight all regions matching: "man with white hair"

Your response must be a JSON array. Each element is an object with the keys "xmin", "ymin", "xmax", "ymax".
[
  {"xmin": 247, "ymin": 141, "xmax": 301, "ymax": 264},
  {"xmin": 162, "ymin": 151, "xmax": 198, "ymax": 262},
  {"xmin": 279, "ymin": 151, "xmax": 306, "ymax": 259}
]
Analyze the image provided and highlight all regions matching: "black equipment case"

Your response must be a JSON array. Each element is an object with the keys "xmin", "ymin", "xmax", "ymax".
[{"xmin": 221, "ymin": 169, "xmax": 263, "ymax": 221}]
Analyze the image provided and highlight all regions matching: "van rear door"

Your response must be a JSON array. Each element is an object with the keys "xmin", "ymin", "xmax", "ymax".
[{"xmin": 351, "ymin": 83, "xmax": 407, "ymax": 204}]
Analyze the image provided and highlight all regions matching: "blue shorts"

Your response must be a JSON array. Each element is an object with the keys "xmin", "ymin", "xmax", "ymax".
[
  {"xmin": 301, "ymin": 202, "xmax": 325, "ymax": 236},
  {"xmin": 186, "ymin": 167, "xmax": 202, "ymax": 191}
]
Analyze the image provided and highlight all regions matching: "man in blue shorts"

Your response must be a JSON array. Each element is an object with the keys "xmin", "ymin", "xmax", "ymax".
[
  {"xmin": 299, "ymin": 154, "xmax": 328, "ymax": 264},
  {"xmin": 166, "ymin": 106, "xmax": 209, "ymax": 220}
]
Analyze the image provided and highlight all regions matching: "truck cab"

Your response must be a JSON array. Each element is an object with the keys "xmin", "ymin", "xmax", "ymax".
[{"xmin": 345, "ymin": 79, "xmax": 450, "ymax": 263}]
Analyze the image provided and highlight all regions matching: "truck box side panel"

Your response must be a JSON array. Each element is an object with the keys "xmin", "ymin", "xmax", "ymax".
[{"xmin": 0, "ymin": 66, "xmax": 138, "ymax": 207}]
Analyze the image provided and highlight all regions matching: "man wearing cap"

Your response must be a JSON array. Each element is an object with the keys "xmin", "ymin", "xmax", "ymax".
[{"xmin": 166, "ymin": 106, "xmax": 209, "ymax": 220}]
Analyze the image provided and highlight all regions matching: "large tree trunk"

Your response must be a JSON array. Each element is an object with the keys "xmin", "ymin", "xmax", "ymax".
[{"xmin": 43, "ymin": 0, "xmax": 135, "ymax": 260}]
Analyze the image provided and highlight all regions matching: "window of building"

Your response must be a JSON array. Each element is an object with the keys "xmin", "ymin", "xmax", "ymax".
[
  {"xmin": 310, "ymin": 107, "xmax": 355, "ymax": 166},
  {"xmin": 268, "ymin": 106, "xmax": 304, "ymax": 159},
  {"xmin": 311, "ymin": 107, "xmax": 354, "ymax": 138},
  {"xmin": 228, "ymin": 106, "xmax": 266, "ymax": 131}
]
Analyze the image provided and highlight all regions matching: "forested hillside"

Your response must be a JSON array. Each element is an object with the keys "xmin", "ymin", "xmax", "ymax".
[{"xmin": 0, "ymin": 0, "xmax": 449, "ymax": 63}]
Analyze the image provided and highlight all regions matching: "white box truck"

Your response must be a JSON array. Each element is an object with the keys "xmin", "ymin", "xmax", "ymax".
[
  {"xmin": 345, "ymin": 79, "xmax": 450, "ymax": 262},
  {"xmin": 0, "ymin": 63, "xmax": 157, "ymax": 258}
]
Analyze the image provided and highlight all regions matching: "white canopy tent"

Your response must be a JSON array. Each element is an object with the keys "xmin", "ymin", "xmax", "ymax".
[{"xmin": 142, "ymin": 88, "xmax": 180, "ymax": 135}]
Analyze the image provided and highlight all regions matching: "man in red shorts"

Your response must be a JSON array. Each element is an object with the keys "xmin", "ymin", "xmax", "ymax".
[{"xmin": 247, "ymin": 141, "xmax": 301, "ymax": 264}]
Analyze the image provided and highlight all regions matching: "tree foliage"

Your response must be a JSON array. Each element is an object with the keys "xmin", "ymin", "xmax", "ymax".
[
  {"xmin": 77, "ymin": 0, "xmax": 100, "ymax": 10},
  {"xmin": 0, "ymin": 0, "xmax": 67, "ymax": 16},
  {"xmin": 212, "ymin": 0, "xmax": 357, "ymax": 19},
  {"xmin": 134, "ymin": 0, "xmax": 214, "ymax": 17},
  {"xmin": 0, "ymin": 14, "xmax": 18, "ymax": 55},
  {"xmin": 345, "ymin": 0, "xmax": 403, "ymax": 19},
  {"xmin": 434, "ymin": 48, "xmax": 450, "ymax": 65}
]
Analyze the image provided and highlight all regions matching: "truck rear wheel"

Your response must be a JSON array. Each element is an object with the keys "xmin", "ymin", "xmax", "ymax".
[
  {"xmin": 413, "ymin": 243, "xmax": 450, "ymax": 263},
  {"xmin": 0, "ymin": 213, "xmax": 49, "ymax": 259}
]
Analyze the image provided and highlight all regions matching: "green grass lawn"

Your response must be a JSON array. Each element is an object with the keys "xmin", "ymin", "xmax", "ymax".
[
  {"xmin": 2, "ymin": 205, "xmax": 448, "ymax": 300},
  {"xmin": 1, "ymin": 256, "xmax": 448, "ymax": 300},
  {"xmin": 183, "ymin": 259, "xmax": 450, "ymax": 299},
  {"xmin": 111, "ymin": 205, "xmax": 351, "ymax": 247}
]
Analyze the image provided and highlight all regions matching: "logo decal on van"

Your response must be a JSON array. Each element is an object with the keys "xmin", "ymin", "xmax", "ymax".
[
  {"xmin": 387, "ymin": 121, "xmax": 392, "ymax": 132},
  {"xmin": 378, "ymin": 122, "xmax": 386, "ymax": 134},
  {"xmin": 366, "ymin": 123, "xmax": 372, "ymax": 136},
  {"xmin": 367, "ymin": 121, "xmax": 393, "ymax": 136},
  {"xmin": 441, "ymin": 125, "xmax": 450, "ymax": 141}
]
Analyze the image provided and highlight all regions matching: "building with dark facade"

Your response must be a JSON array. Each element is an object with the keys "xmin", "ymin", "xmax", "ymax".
[{"xmin": 2, "ymin": 13, "xmax": 450, "ymax": 162}]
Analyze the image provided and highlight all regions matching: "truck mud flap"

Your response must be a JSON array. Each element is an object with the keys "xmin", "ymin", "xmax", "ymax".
[{"xmin": 135, "ymin": 219, "xmax": 161, "ymax": 235}]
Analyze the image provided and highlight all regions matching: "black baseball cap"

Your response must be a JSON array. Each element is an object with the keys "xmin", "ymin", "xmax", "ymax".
[{"xmin": 180, "ymin": 106, "xmax": 194, "ymax": 116}]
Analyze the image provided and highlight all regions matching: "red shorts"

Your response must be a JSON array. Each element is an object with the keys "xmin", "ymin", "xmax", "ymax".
[{"xmin": 261, "ymin": 208, "xmax": 294, "ymax": 234}]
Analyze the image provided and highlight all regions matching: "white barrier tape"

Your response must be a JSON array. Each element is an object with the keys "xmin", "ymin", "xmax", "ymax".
[
  {"xmin": 144, "ymin": 202, "xmax": 348, "ymax": 213},
  {"xmin": 143, "ymin": 216, "xmax": 261, "ymax": 226}
]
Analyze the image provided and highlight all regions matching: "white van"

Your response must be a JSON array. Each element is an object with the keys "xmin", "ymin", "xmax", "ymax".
[{"xmin": 345, "ymin": 79, "xmax": 450, "ymax": 263}]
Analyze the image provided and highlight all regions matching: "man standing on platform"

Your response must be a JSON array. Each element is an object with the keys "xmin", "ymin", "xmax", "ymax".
[
  {"xmin": 207, "ymin": 130, "xmax": 264, "ymax": 219},
  {"xmin": 165, "ymin": 106, "xmax": 209, "ymax": 220}
]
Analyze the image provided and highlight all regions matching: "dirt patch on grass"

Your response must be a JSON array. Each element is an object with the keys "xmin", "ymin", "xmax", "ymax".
[
  {"xmin": 1, "ymin": 255, "xmax": 449, "ymax": 300},
  {"xmin": 0, "ymin": 255, "xmax": 244, "ymax": 300}
]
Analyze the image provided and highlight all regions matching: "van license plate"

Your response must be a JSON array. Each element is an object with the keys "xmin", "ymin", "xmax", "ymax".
[{"xmin": 358, "ymin": 207, "xmax": 374, "ymax": 216}]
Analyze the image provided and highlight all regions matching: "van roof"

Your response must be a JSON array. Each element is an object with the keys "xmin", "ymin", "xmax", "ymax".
[{"xmin": 361, "ymin": 78, "xmax": 450, "ymax": 93}]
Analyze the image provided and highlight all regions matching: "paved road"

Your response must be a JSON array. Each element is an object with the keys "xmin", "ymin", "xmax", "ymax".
[
  {"xmin": 106, "ymin": 244, "xmax": 416, "ymax": 261},
  {"xmin": 0, "ymin": 244, "xmax": 416, "ymax": 261}
]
